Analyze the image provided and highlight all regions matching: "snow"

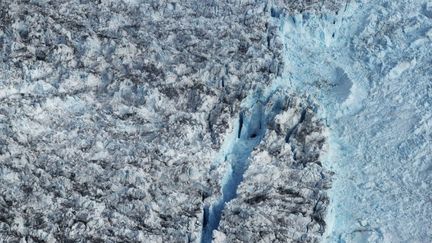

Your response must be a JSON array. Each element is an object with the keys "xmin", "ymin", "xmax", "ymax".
[
  {"xmin": 280, "ymin": 0, "xmax": 432, "ymax": 242},
  {"xmin": 387, "ymin": 60, "xmax": 415, "ymax": 80}
]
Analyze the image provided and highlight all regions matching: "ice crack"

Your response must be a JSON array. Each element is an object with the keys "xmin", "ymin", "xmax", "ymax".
[
  {"xmin": 201, "ymin": 100, "xmax": 266, "ymax": 243},
  {"xmin": 201, "ymin": 89, "xmax": 291, "ymax": 242}
]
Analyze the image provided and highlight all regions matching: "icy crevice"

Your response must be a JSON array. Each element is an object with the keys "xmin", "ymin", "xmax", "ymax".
[
  {"xmin": 201, "ymin": 99, "xmax": 266, "ymax": 243},
  {"xmin": 237, "ymin": 112, "xmax": 244, "ymax": 139},
  {"xmin": 201, "ymin": 87, "xmax": 293, "ymax": 242}
]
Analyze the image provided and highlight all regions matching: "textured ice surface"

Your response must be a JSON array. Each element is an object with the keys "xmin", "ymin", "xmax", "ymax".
[
  {"xmin": 280, "ymin": 0, "xmax": 432, "ymax": 242},
  {"xmin": 0, "ymin": 0, "xmax": 430, "ymax": 242},
  {"xmin": 203, "ymin": 85, "xmax": 332, "ymax": 242},
  {"xmin": 0, "ymin": 0, "xmax": 335, "ymax": 242},
  {"xmin": 216, "ymin": 89, "xmax": 332, "ymax": 242}
]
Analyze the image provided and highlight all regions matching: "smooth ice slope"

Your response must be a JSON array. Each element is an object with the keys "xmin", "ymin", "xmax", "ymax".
[{"xmin": 280, "ymin": 1, "xmax": 432, "ymax": 242}]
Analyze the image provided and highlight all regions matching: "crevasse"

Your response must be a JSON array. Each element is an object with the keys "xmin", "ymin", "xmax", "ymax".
[{"xmin": 201, "ymin": 93, "xmax": 266, "ymax": 243}]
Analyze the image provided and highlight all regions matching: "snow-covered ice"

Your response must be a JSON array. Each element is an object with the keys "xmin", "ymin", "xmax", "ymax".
[{"xmin": 280, "ymin": 0, "xmax": 432, "ymax": 242}]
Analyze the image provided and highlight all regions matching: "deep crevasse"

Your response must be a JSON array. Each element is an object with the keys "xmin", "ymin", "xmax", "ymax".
[
  {"xmin": 280, "ymin": 1, "xmax": 432, "ymax": 242},
  {"xmin": 201, "ymin": 104, "xmax": 265, "ymax": 242},
  {"xmin": 201, "ymin": 90, "xmax": 269, "ymax": 243}
]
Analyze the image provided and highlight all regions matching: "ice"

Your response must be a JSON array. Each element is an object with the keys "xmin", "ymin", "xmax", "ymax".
[
  {"xmin": 215, "ymin": 89, "xmax": 332, "ymax": 242},
  {"xmin": 201, "ymin": 102, "xmax": 265, "ymax": 243},
  {"xmin": 201, "ymin": 88, "xmax": 278, "ymax": 242},
  {"xmin": 0, "ymin": 0, "xmax": 430, "ymax": 241},
  {"xmin": 280, "ymin": 0, "xmax": 432, "ymax": 242},
  {"xmin": 387, "ymin": 60, "xmax": 415, "ymax": 80}
]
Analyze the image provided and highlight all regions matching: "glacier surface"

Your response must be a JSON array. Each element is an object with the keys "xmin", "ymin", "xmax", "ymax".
[
  {"xmin": 279, "ymin": 1, "xmax": 432, "ymax": 242},
  {"xmin": 0, "ymin": 0, "xmax": 430, "ymax": 242}
]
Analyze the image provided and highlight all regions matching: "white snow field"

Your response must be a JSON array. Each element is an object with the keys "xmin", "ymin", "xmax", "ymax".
[{"xmin": 278, "ymin": 0, "xmax": 431, "ymax": 242}]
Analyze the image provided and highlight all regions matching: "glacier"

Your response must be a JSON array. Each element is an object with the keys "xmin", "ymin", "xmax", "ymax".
[{"xmin": 0, "ymin": 0, "xmax": 430, "ymax": 242}]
